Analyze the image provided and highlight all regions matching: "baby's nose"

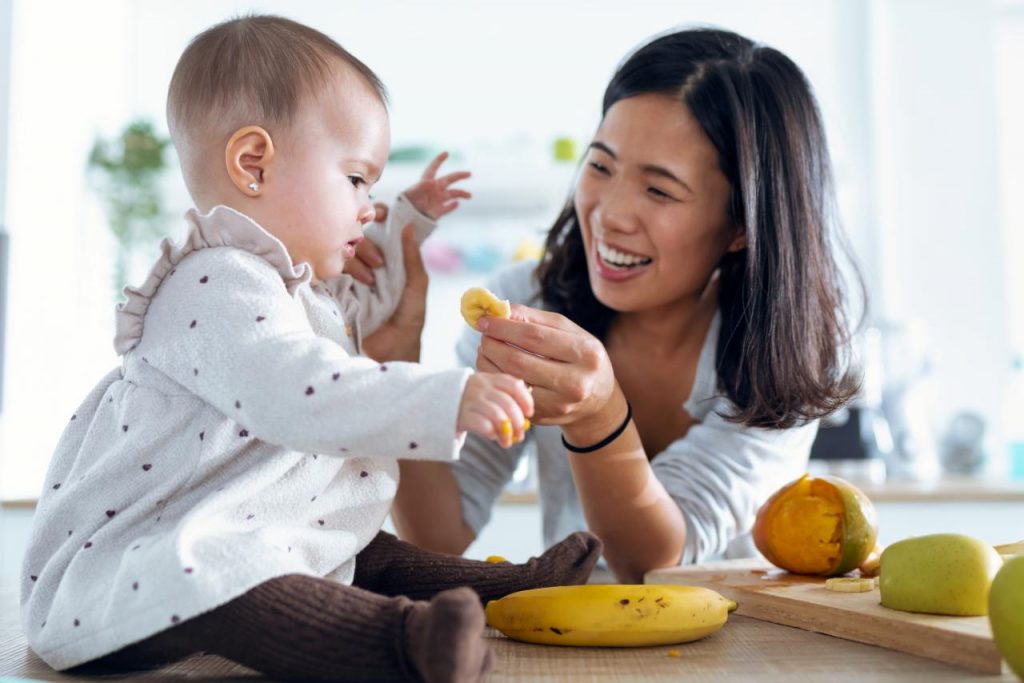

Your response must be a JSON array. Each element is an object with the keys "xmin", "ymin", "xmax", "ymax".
[{"xmin": 358, "ymin": 206, "xmax": 376, "ymax": 225}]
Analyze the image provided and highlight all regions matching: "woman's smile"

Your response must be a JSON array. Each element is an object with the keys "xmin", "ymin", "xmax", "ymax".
[{"xmin": 592, "ymin": 237, "xmax": 653, "ymax": 282}]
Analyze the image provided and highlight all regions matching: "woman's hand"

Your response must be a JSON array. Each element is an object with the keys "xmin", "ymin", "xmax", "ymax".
[
  {"xmin": 474, "ymin": 306, "xmax": 627, "ymax": 444},
  {"xmin": 360, "ymin": 224, "xmax": 429, "ymax": 363},
  {"xmin": 344, "ymin": 203, "xmax": 389, "ymax": 286},
  {"xmin": 478, "ymin": 306, "xmax": 686, "ymax": 581}
]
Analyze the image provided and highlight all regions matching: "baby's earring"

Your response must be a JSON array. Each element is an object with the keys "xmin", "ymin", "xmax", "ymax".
[{"xmin": 248, "ymin": 181, "xmax": 260, "ymax": 193}]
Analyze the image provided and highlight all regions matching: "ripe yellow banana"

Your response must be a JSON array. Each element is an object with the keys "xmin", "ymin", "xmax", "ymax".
[
  {"xmin": 460, "ymin": 287, "xmax": 511, "ymax": 331},
  {"xmin": 485, "ymin": 584, "xmax": 737, "ymax": 647}
]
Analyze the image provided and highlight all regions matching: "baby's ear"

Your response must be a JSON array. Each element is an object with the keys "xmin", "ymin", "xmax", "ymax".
[{"xmin": 225, "ymin": 126, "xmax": 275, "ymax": 197}]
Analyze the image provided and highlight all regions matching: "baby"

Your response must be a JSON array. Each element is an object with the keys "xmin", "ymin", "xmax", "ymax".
[{"xmin": 20, "ymin": 14, "xmax": 600, "ymax": 683}]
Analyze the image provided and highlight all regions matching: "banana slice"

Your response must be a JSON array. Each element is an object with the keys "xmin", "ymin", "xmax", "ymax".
[
  {"xmin": 499, "ymin": 419, "xmax": 532, "ymax": 443},
  {"xmin": 825, "ymin": 577, "xmax": 877, "ymax": 593},
  {"xmin": 995, "ymin": 541, "xmax": 1024, "ymax": 559},
  {"xmin": 461, "ymin": 287, "xmax": 511, "ymax": 331},
  {"xmin": 486, "ymin": 555, "xmax": 508, "ymax": 564}
]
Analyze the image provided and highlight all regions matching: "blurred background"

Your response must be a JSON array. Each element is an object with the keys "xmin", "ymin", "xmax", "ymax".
[{"xmin": 0, "ymin": 0, "xmax": 1022, "ymax": 563}]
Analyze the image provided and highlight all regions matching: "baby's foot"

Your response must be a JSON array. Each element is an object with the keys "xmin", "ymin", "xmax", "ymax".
[
  {"xmin": 468, "ymin": 531, "xmax": 604, "ymax": 603},
  {"xmin": 520, "ymin": 531, "xmax": 603, "ymax": 589},
  {"xmin": 405, "ymin": 587, "xmax": 493, "ymax": 683}
]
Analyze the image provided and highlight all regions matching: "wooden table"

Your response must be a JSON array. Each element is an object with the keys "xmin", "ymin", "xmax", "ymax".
[{"xmin": 0, "ymin": 583, "xmax": 1015, "ymax": 681}]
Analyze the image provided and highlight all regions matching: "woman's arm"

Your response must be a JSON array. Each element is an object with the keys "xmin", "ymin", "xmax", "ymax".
[
  {"xmin": 561, "ymin": 390, "xmax": 688, "ymax": 582},
  {"xmin": 475, "ymin": 307, "xmax": 688, "ymax": 583},
  {"xmin": 392, "ymin": 461, "xmax": 476, "ymax": 554},
  {"xmin": 389, "ymin": 281, "xmax": 530, "ymax": 553}
]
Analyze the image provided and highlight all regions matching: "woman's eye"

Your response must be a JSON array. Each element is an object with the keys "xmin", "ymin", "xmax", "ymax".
[
  {"xmin": 647, "ymin": 186, "xmax": 674, "ymax": 200},
  {"xmin": 588, "ymin": 161, "xmax": 610, "ymax": 175}
]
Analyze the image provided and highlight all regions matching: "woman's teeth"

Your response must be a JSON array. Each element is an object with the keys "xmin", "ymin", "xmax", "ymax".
[{"xmin": 597, "ymin": 241, "xmax": 652, "ymax": 268}]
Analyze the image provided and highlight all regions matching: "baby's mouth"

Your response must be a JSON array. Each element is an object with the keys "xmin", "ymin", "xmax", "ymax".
[
  {"xmin": 596, "ymin": 239, "xmax": 652, "ymax": 270},
  {"xmin": 342, "ymin": 235, "xmax": 364, "ymax": 259}
]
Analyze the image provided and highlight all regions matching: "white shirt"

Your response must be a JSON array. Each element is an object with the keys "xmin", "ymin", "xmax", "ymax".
[
  {"xmin": 21, "ymin": 197, "xmax": 471, "ymax": 670},
  {"xmin": 450, "ymin": 261, "xmax": 818, "ymax": 565}
]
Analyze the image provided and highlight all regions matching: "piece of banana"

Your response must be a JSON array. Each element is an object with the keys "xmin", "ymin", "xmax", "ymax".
[
  {"xmin": 460, "ymin": 287, "xmax": 511, "ymax": 331},
  {"xmin": 995, "ymin": 541, "xmax": 1024, "ymax": 559},
  {"xmin": 485, "ymin": 584, "xmax": 737, "ymax": 647},
  {"xmin": 485, "ymin": 555, "xmax": 508, "ymax": 564},
  {"xmin": 825, "ymin": 577, "xmax": 877, "ymax": 593}
]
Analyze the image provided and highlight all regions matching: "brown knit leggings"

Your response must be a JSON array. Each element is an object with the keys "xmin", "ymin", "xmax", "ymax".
[{"xmin": 78, "ymin": 530, "xmax": 601, "ymax": 682}]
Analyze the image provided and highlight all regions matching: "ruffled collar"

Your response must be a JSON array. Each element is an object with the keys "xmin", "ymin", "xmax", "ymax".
[{"xmin": 114, "ymin": 205, "xmax": 311, "ymax": 355}]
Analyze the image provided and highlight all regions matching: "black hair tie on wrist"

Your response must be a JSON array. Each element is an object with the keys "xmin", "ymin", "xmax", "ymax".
[{"xmin": 561, "ymin": 401, "xmax": 633, "ymax": 453}]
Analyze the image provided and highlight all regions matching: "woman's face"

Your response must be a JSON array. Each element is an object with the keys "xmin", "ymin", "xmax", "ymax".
[{"xmin": 575, "ymin": 93, "xmax": 742, "ymax": 314}]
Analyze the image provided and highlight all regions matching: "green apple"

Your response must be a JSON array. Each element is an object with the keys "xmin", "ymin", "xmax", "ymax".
[
  {"xmin": 990, "ymin": 555, "xmax": 1024, "ymax": 679},
  {"xmin": 879, "ymin": 533, "xmax": 1003, "ymax": 616}
]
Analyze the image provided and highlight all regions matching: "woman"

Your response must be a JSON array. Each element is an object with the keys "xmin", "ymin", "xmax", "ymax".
[{"xmin": 372, "ymin": 28, "xmax": 859, "ymax": 583}]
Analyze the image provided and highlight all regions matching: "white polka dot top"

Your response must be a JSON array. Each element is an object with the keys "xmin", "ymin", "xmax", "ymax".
[{"xmin": 20, "ymin": 196, "xmax": 471, "ymax": 670}]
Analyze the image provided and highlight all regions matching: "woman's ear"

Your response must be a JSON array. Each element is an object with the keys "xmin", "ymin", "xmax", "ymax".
[
  {"xmin": 225, "ymin": 126, "xmax": 275, "ymax": 197},
  {"xmin": 726, "ymin": 226, "xmax": 748, "ymax": 253}
]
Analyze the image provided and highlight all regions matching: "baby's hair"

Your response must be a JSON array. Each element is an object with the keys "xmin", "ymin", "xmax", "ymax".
[{"xmin": 167, "ymin": 14, "xmax": 387, "ymax": 146}]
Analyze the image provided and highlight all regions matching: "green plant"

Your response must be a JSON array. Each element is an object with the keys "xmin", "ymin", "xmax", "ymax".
[{"xmin": 88, "ymin": 119, "xmax": 170, "ymax": 295}]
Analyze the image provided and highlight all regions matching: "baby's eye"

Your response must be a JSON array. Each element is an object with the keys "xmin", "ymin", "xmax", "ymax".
[{"xmin": 349, "ymin": 175, "xmax": 367, "ymax": 188}]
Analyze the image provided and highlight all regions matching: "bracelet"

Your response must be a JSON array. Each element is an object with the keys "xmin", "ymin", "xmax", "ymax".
[{"xmin": 561, "ymin": 401, "xmax": 633, "ymax": 453}]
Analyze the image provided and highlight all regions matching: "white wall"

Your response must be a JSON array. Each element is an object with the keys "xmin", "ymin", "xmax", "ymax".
[
  {"xmin": 997, "ymin": 5, "xmax": 1024, "ymax": 355},
  {"xmin": 868, "ymin": 0, "xmax": 1009, "ymax": 461},
  {"xmin": 0, "ymin": 0, "xmax": 10, "ymax": 226},
  {"xmin": 0, "ymin": 0, "xmax": 12, "ymax": 418},
  {"xmin": 0, "ymin": 0, "xmax": 132, "ymax": 499}
]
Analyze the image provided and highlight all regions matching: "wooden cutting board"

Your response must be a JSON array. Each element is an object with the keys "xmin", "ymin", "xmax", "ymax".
[{"xmin": 645, "ymin": 559, "xmax": 1005, "ymax": 675}]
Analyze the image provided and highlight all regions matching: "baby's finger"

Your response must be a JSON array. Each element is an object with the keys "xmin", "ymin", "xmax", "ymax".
[
  {"xmin": 494, "ymin": 374, "xmax": 534, "ymax": 419},
  {"xmin": 440, "ymin": 200, "xmax": 460, "ymax": 216},
  {"xmin": 474, "ymin": 403, "xmax": 514, "ymax": 447},
  {"xmin": 446, "ymin": 189, "xmax": 472, "ymax": 201},
  {"xmin": 461, "ymin": 411, "xmax": 497, "ymax": 441},
  {"xmin": 421, "ymin": 151, "xmax": 450, "ymax": 180},
  {"xmin": 492, "ymin": 390, "xmax": 527, "ymax": 444},
  {"xmin": 438, "ymin": 171, "xmax": 472, "ymax": 188}
]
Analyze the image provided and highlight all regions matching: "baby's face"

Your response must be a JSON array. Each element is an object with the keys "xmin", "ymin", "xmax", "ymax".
[{"xmin": 263, "ymin": 67, "xmax": 390, "ymax": 282}]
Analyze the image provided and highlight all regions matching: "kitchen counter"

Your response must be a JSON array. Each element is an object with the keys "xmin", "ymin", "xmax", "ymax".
[
  {"xmin": 496, "ymin": 474, "xmax": 1024, "ymax": 505},
  {"xmin": 0, "ymin": 582, "xmax": 1014, "ymax": 681}
]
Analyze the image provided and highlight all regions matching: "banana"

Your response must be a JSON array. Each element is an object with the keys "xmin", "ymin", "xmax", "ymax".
[
  {"xmin": 460, "ymin": 287, "xmax": 511, "ymax": 331},
  {"xmin": 485, "ymin": 584, "xmax": 737, "ymax": 647}
]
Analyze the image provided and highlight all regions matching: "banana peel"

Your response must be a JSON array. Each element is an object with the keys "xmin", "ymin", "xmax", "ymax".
[{"xmin": 485, "ymin": 584, "xmax": 736, "ymax": 647}]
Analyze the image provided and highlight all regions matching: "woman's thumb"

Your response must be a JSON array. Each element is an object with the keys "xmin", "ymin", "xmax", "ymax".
[{"xmin": 401, "ymin": 224, "xmax": 428, "ymax": 290}]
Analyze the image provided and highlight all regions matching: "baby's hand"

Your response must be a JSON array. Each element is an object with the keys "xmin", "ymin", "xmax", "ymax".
[
  {"xmin": 403, "ymin": 151, "xmax": 472, "ymax": 219},
  {"xmin": 457, "ymin": 372, "xmax": 534, "ymax": 448}
]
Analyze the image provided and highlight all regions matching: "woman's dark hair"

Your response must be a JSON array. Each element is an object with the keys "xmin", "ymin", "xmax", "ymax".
[{"xmin": 536, "ymin": 28, "xmax": 862, "ymax": 429}]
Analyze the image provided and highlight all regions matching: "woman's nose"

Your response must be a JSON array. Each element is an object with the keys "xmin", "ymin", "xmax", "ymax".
[{"xmin": 595, "ymin": 183, "xmax": 639, "ymax": 234}]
